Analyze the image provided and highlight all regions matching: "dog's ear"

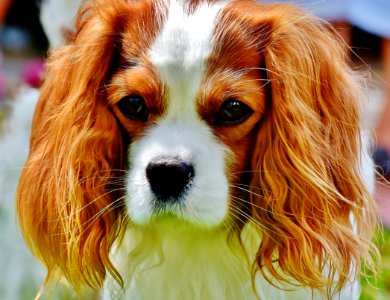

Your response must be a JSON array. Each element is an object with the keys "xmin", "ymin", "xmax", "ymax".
[
  {"xmin": 244, "ymin": 3, "xmax": 378, "ymax": 294},
  {"xmin": 17, "ymin": 2, "xmax": 131, "ymax": 291}
]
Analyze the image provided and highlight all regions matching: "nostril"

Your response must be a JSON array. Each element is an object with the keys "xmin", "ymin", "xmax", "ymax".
[{"xmin": 146, "ymin": 157, "xmax": 195, "ymax": 201}]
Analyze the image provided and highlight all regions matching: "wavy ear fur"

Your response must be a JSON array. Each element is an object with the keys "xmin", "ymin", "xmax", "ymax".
[
  {"xmin": 246, "ymin": 3, "xmax": 378, "ymax": 295},
  {"xmin": 16, "ymin": 2, "xmax": 131, "ymax": 291}
]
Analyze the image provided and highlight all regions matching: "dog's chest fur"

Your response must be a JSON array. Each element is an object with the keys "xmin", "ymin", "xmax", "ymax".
[{"xmin": 102, "ymin": 224, "xmax": 339, "ymax": 300}]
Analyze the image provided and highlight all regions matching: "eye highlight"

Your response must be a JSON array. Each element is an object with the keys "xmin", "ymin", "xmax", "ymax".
[
  {"xmin": 117, "ymin": 95, "xmax": 149, "ymax": 121},
  {"xmin": 216, "ymin": 99, "xmax": 253, "ymax": 126}
]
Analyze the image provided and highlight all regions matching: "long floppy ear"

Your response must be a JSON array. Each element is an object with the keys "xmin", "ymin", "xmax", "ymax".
[
  {"xmin": 246, "ymin": 4, "xmax": 378, "ymax": 294},
  {"xmin": 17, "ymin": 2, "xmax": 129, "ymax": 291}
]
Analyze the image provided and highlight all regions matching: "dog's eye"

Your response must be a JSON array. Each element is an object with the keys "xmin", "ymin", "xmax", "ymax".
[
  {"xmin": 117, "ymin": 95, "xmax": 149, "ymax": 121},
  {"xmin": 216, "ymin": 99, "xmax": 253, "ymax": 125}
]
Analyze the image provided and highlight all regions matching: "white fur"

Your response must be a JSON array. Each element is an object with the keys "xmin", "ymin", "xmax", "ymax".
[{"xmin": 104, "ymin": 222, "xmax": 360, "ymax": 299}]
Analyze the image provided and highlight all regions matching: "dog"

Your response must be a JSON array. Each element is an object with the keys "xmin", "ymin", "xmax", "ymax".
[{"xmin": 16, "ymin": 0, "xmax": 378, "ymax": 299}]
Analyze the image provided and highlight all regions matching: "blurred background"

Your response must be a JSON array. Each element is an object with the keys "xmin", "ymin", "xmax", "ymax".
[
  {"xmin": 0, "ymin": 0, "xmax": 390, "ymax": 299},
  {"xmin": 0, "ymin": 0, "xmax": 47, "ymax": 99}
]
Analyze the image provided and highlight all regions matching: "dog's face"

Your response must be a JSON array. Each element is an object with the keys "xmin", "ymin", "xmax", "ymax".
[
  {"xmin": 17, "ymin": 0, "xmax": 377, "ymax": 294},
  {"xmin": 109, "ymin": 1, "xmax": 266, "ymax": 226}
]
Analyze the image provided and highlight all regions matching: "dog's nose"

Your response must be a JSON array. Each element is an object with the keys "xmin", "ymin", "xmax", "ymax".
[{"xmin": 146, "ymin": 156, "xmax": 195, "ymax": 201}]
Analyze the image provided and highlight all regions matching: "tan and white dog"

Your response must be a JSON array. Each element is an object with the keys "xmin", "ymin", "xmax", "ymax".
[{"xmin": 3, "ymin": 0, "xmax": 380, "ymax": 299}]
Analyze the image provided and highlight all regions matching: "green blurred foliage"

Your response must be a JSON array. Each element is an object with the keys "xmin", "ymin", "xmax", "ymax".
[{"xmin": 360, "ymin": 229, "xmax": 390, "ymax": 300}]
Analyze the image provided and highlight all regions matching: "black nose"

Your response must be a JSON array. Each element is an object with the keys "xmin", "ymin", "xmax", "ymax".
[{"xmin": 146, "ymin": 157, "xmax": 195, "ymax": 201}]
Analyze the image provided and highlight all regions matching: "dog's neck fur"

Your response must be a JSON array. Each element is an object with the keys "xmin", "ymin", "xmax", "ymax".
[
  {"xmin": 111, "ymin": 224, "xmax": 253, "ymax": 299},
  {"xmin": 102, "ymin": 222, "xmax": 351, "ymax": 300}
]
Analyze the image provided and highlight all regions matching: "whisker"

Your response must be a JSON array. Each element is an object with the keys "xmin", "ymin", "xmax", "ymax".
[
  {"xmin": 229, "ymin": 206, "xmax": 281, "ymax": 245},
  {"xmin": 78, "ymin": 169, "xmax": 127, "ymax": 183},
  {"xmin": 232, "ymin": 182, "xmax": 265, "ymax": 191},
  {"xmin": 55, "ymin": 196, "xmax": 127, "ymax": 237},
  {"xmin": 231, "ymin": 170, "xmax": 283, "ymax": 176},
  {"xmin": 97, "ymin": 179, "xmax": 127, "ymax": 188},
  {"xmin": 231, "ymin": 195, "xmax": 289, "ymax": 219},
  {"xmin": 49, "ymin": 187, "xmax": 126, "ymax": 222},
  {"xmin": 230, "ymin": 183, "xmax": 273, "ymax": 198},
  {"xmin": 231, "ymin": 184, "xmax": 266, "ymax": 198},
  {"xmin": 241, "ymin": 66, "xmax": 278, "ymax": 76}
]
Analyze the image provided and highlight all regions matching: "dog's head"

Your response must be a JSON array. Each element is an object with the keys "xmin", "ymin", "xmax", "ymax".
[{"xmin": 17, "ymin": 0, "xmax": 377, "ymax": 294}]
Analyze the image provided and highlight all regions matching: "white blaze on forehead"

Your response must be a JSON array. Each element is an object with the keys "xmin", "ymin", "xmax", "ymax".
[{"xmin": 149, "ymin": 0, "xmax": 226, "ymax": 110}]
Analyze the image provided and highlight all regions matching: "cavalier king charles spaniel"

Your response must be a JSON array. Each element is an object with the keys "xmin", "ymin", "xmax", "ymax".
[{"xmin": 17, "ymin": 0, "xmax": 378, "ymax": 299}]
